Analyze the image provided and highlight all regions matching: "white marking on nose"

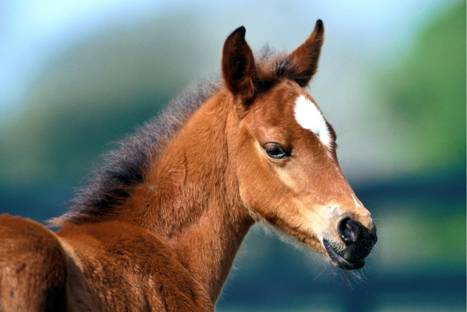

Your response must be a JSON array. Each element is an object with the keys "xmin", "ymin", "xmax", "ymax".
[
  {"xmin": 352, "ymin": 194, "xmax": 363, "ymax": 208},
  {"xmin": 303, "ymin": 204, "xmax": 343, "ymax": 243},
  {"xmin": 352, "ymin": 194, "xmax": 372, "ymax": 216},
  {"xmin": 294, "ymin": 95, "xmax": 331, "ymax": 147}
]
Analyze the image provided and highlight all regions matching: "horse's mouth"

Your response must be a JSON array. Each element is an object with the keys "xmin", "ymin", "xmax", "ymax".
[{"xmin": 323, "ymin": 238, "xmax": 365, "ymax": 270}]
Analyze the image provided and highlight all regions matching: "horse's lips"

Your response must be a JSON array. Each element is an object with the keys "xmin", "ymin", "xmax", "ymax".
[{"xmin": 323, "ymin": 238, "xmax": 365, "ymax": 270}]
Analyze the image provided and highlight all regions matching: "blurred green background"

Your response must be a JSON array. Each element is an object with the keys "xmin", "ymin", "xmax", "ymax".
[{"xmin": 0, "ymin": 1, "xmax": 465, "ymax": 311}]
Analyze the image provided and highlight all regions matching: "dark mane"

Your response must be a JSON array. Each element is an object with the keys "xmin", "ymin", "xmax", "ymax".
[
  {"xmin": 54, "ymin": 49, "xmax": 294, "ymax": 226},
  {"xmin": 52, "ymin": 80, "xmax": 220, "ymax": 226}
]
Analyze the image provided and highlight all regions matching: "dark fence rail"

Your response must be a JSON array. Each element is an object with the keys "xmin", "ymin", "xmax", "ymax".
[
  {"xmin": 1, "ymin": 169, "xmax": 464, "ymax": 217},
  {"xmin": 356, "ymin": 169, "xmax": 465, "ymax": 206},
  {"xmin": 217, "ymin": 169, "xmax": 466, "ymax": 311},
  {"xmin": 1, "ymin": 169, "xmax": 466, "ymax": 311},
  {"xmin": 218, "ymin": 270, "xmax": 465, "ymax": 311}
]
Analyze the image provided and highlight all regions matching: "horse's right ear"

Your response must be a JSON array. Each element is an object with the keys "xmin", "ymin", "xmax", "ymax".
[
  {"xmin": 285, "ymin": 19, "xmax": 324, "ymax": 86},
  {"xmin": 222, "ymin": 26, "xmax": 257, "ymax": 102}
]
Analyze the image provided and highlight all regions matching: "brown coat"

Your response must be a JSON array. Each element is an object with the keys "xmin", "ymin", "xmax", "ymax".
[{"xmin": 0, "ymin": 21, "xmax": 376, "ymax": 311}]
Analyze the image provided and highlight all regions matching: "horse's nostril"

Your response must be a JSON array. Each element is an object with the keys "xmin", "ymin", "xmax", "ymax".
[{"xmin": 338, "ymin": 218, "xmax": 360, "ymax": 245}]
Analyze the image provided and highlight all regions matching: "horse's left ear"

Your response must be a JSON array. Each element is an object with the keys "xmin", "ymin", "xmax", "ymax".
[
  {"xmin": 222, "ymin": 26, "xmax": 257, "ymax": 102},
  {"xmin": 286, "ymin": 19, "xmax": 324, "ymax": 87}
]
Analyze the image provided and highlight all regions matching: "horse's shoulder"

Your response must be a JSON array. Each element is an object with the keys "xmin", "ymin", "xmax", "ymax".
[{"xmin": 58, "ymin": 220, "xmax": 212, "ymax": 311}]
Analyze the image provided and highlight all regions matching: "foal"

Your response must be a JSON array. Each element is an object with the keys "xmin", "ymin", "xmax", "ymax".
[{"xmin": 0, "ymin": 20, "xmax": 377, "ymax": 311}]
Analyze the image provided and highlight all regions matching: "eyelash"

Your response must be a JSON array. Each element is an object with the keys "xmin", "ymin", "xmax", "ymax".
[{"xmin": 263, "ymin": 142, "xmax": 291, "ymax": 159}]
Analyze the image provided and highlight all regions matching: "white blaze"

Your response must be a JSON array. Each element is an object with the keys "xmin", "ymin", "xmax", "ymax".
[{"xmin": 293, "ymin": 95, "xmax": 331, "ymax": 147}]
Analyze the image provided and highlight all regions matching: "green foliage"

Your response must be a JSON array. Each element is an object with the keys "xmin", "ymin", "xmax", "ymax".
[
  {"xmin": 0, "ymin": 12, "xmax": 214, "ymax": 185},
  {"xmin": 386, "ymin": 3, "xmax": 466, "ymax": 170}
]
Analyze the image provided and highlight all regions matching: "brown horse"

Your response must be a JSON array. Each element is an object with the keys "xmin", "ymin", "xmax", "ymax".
[{"xmin": 0, "ymin": 20, "xmax": 377, "ymax": 311}]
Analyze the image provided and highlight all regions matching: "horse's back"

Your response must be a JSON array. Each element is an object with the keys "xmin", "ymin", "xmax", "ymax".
[{"xmin": 0, "ymin": 215, "xmax": 66, "ymax": 312}]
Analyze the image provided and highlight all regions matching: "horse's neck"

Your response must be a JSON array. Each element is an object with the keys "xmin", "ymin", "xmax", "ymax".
[{"xmin": 124, "ymin": 91, "xmax": 253, "ymax": 300}]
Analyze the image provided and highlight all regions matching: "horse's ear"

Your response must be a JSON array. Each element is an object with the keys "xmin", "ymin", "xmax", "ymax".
[
  {"xmin": 222, "ymin": 26, "xmax": 257, "ymax": 102},
  {"xmin": 286, "ymin": 19, "xmax": 324, "ymax": 87}
]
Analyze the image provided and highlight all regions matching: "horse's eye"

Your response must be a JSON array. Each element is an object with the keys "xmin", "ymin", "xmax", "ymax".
[{"xmin": 263, "ymin": 142, "xmax": 289, "ymax": 159}]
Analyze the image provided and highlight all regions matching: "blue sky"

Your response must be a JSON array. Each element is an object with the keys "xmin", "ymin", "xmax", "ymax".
[
  {"xmin": 0, "ymin": 0, "xmax": 160, "ymax": 114},
  {"xmin": 0, "ymin": 0, "xmax": 453, "ymax": 118}
]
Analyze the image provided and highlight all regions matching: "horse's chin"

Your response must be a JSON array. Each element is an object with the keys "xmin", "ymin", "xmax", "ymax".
[{"xmin": 323, "ymin": 238, "xmax": 365, "ymax": 270}]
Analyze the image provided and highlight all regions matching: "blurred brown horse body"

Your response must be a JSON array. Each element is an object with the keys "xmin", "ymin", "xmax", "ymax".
[{"xmin": 0, "ymin": 21, "xmax": 377, "ymax": 311}]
